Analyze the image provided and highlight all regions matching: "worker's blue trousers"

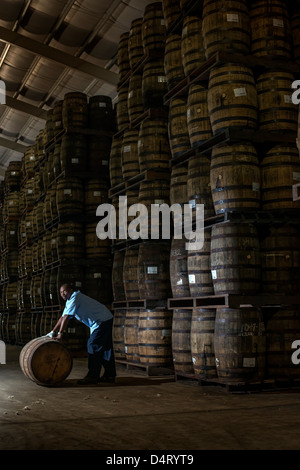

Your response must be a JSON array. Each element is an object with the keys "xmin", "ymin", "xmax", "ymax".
[{"xmin": 87, "ymin": 318, "xmax": 116, "ymax": 379}]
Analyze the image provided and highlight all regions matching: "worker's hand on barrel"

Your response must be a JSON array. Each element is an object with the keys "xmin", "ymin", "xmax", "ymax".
[{"xmin": 55, "ymin": 332, "xmax": 63, "ymax": 341}]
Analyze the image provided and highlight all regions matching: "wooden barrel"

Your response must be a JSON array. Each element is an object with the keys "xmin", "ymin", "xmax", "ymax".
[
  {"xmin": 170, "ymin": 237, "xmax": 190, "ymax": 298},
  {"xmin": 191, "ymin": 308, "xmax": 217, "ymax": 379},
  {"xmin": 17, "ymin": 278, "xmax": 31, "ymax": 310},
  {"xmin": 210, "ymin": 142, "xmax": 260, "ymax": 214},
  {"xmin": 168, "ymin": 97, "xmax": 191, "ymax": 158},
  {"xmin": 128, "ymin": 18, "xmax": 144, "ymax": 69},
  {"xmin": 84, "ymin": 266, "xmax": 112, "ymax": 305},
  {"xmin": 187, "ymin": 154, "xmax": 214, "ymax": 218},
  {"xmin": 138, "ymin": 118, "xmax": 171, "ymax": 172},
  {"xmin": 5, "ymin": 161, "xmax": 22, "ymax": 191},
  {"xmin": 60, "ymin": 134, "xmax": 87, "ymax": 173},
  {"xmin": 187, "ymin": 84, "xmax": 212, "ymax": 147},
  {"xmin": 88, "ymin": 95, "xmax": 114, "ymax": 131},
  {"xmin": 52, "ymin": 100, "xmax": 64, "ymax": 135},
  {"xmin": 19, "ymin": 337, "xmax": 73, "ymax": 386},
  {"xmin": 256, "ymin": 72, "xmax": 297, "ymax": 132},
  {"xmin": 291, "ymin": 6, "xmax": 300, "ymax": 61},
  {"xmin": 85, "ymin": 223, "xmax": 110, "ymax": 259},
  {"xmin": 45, "ymin": 109, "xmax": 54, "ymax": 143},
  {"xmin": 42, "ymin": 230, "xmax": 53, "ymax": 267},
  {"xmin": 138, "ymin": 242, "xmax": 171, "ymax": 300},
  {"xmin": 202, "ymin": 0, "xmax": 251, "ymax": 59},
  {"xmin": 56, "ymin": 177, "xmax": 84, "ymax": 217},
  {"xmin": 113, "ymin": 309, "xmax": 127, "ymax": 361},
  {"xmin": 171, "ymin": 308, "xmax": 194, "ymax": 375},
  {"xmin": 265, "ymin": 307, "xmax": 300, "ymax": 380},
  {"xmin": 261, "ymin": 225, "xmax": 300, "ymax": 295},
  {"xmin": 124, "ymin": 309, "xmax": 140, "ymax": 364},
  {"xmin": 57, "ymin": 222, "xmax": 85, "ymax": 260},
  {"xmin": 84, "ymin": 179, "xmax": 108, "ymax": 217},
  {"xmin": 30, "ymin": 275, "xmax": 43, "ymax": 309},
  {"xmin": 170, "ymin": 166, "xmax": 188, "ymax": 207},
  {"xmin": 23, "ymin": 146, "xmax": 36, "ymax": 176},
  {"xmin": 207, "ymin": 63, "xmax": 258, "ymax": 135},
  {"xmin": 3, "ymin": 191, "xmax": 20, "ymax": 222},
  {"xmin": 16, "ymin": 311, "xmax": 32, "ymax": 345},
  {"xmin": 181, "ymin": 16, "xmax": 205, "ymax": 77},
  {"xmin": 116, "ymin": 84, "xmax": 129, "ymax": 132},
  {"xmin": 142, "ymin": 59, "xmax": 168, "ymax": 109},
  {"xmin": 5, "ymin": 281, "xmax": 18, "ymax": 309},
  {"xmin": 5, "ymin": 220, "xmax": 19, "ymax": 250},
  {"xmin": 142, "ymin": 2, "xmax": 166, "ymax": 54},
  {"xmin": 49, "ymin": 266, "xmax": 59, "ymax": 306},
  {"xmin": 128, "ymin": 74, "xmax": 143, "ymax": 123},
  {"xmin": 122, "ymin": 129, "xmax": 140, "ymax": 180},
  {"xmin": 138, "ymin": 309, "xmax": 173, "ymax": 367},
  {"xmin": 50, "ymin": 228, "xmax": 58, "ymax": 264},
  {"xmin": 162, "ymin": 0, "xmax": 181, "ymax": 31},
  {"xmin": 62, "ymin": 92, "xmax": 88, "ymax": 129},
  {"xmin": 87, "ymin": 135, "xmax": 111, "ymax": 178},
  {"xmin": 164, "ymin": 34, "xmax": 185, "ymax": 90},
  {"xmin": 210, "ymin": 223, "xmax": 261, "ymax": 295},
  {"xmin": 187, "ymin": 228, "xmax": 214, "ymax": 296},
  {"xmin": 123, "ymin": 246, "xmax": 140, "ymax": 300},
  {"xmin": 118, "ymin": 32, "xmax": 130, "ymax": 80},
  {"xmin": 214, "ymin": 307, "xmax": 266, "ymax": 383},
  {"xmin": 6, "ymin": 251, "xmax": 19, "ymax": 279},
  {"xmin": 109, "ymin": 136, "xmax": 123, "ymax": 188},
  {"xmin": 261, "ymin": 145, "xmax": 300, "ymax": 210},
  {"xmin": 112, "ymin": 251, "xmax": 126, "ymax": 301},
  {"xmin": 42, "ymin": 269, "xmax": 52, "ymax": 306},
  {"xmin": 250, "ymin": 0, "xmax": 292, "ymax": 58},
  {"xmin": 138, "ymin": 179, "xmax": 170, "ymax": 237}
]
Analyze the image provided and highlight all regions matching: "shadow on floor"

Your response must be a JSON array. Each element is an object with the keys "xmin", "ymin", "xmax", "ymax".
[{"xmin": 54, "ymin": 376, "xmax": 176, "ymax": 388}]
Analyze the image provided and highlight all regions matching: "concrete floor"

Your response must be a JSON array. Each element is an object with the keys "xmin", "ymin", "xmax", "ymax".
[{"xmin": 1, "ymin": 344, "xmax": 300, "ymax": 451}]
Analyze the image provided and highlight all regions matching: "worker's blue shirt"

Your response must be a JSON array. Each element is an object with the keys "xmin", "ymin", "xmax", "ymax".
[{"xmin": 62, "ymin": 291, "xmax": 113, "ymax": 333}]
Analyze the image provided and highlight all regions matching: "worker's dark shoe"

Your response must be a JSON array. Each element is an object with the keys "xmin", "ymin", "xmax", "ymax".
[
  {"xmin": 98, "ymin": 376, "xmax": 115, "ymax": 384},
  {"xmin": 77, "ymin": 375, "xmax": 99, "ymax": 385}
]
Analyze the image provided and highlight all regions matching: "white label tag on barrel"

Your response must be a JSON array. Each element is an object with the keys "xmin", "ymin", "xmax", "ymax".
[
  {"xmin": 234, "ymin": 87, "xmax": 247, "ymax": 97},
  {"xmin": 93, "ymin": 191, "xmax": 101, "ymax": 197},
  {"xmin": 161, "ymin": 19, "xmax": 165, "ymax": 25},
  {"xmin": 187, "ymin": 108, "xmax": 191, "ymax": 118},
  {"xmin": 243, "ymin": 357, "xmax": 256, "ymax": 368},
  {"xmin": 55, "ymin": 121, "xmax": 61, "ymax": 127},
  {"xmin": 102, "ymin": 160, "xmax": 108, "ymax": 166},
  {"xmin": 51, "ymin": 239, "xmax": 56, "ymax": 244},
  {"xmin": 158, "ymin": 76, "xmax": 167, "ymax": 83},
  {"xmin": 284, "ymin": 95, "xmax": 292, "ymax": 103},
  {"xmin": 176, "ymin": 278, "xmax": 183, "ymax": 285},
  {"xmin": 293, "ymin": 172, "xmax": 300, "ymax": 181},
  {"xmin": 123, "ymin": 145, "xmax": 131, "ymax": 152},
  {"xmin": 49, "ymin": 293, "xmax": 52, "ymax": 299},
  {"xmin": 9, "ymin": 231, "xmax": 15, "ymax": 235},
  {"xmin": 128, "ymin": 91, "xmax": 133, "ymax": 99},
  {"xmin": 192, "ymin": 357, "xmax": 196, "ymax": 364},
  {"xmin": 99, "ymin": 102, "xmax": 107, "ymax": 107},
  {"xmin": 94, "ymin": 273, "xmax": 102, "ymax": 279},
  {"xmin": 64, "ymin": 189, "xmax": 72, "ymax": 195},
  {"xmin": 30, "ymin": 156, "xmax": 35, "ymax": 161},
  {"xmin": 147, "ymin": 266, "xmax": 158, "ymax": 274},
  {"xmin": 71, "ymin": 158, "xmax": 79, "ymax": 164},
  {"xmin": 162, "ymin": 329, "xmax": 171, "ymax": 337},
  {"xmin": 9, "ymin": 200, "xmax": 14, "ymax": 205},
  {"xmin": 26, "ymin": 222, "xmax": 31, "ymax": 227},
  {"xmin": 273, "ymin": 18, "xmax": 284, "ymax": 28},
  {"xmin": 11, "ymin": 171, "xmax": 16, "ymax": 175},
  {"xmin": 211, "ymin": 270, "xmax": 217, "ymax": 279},
  {"xmin": 27, "ymin": 189, "xmax": 33, "ymax": 194},
  {"xmin": 189, "ymin": 274, "xmax": 196, "ymax": 284},
  {"xmin": 67, "ymin": 236, "xmax": 75, "ymax": 242},
  {"xmin": 252, "ymin": 182, "xmax": 260, "ymax": 192},
  {"xmin": 227, "ymin": 13, "xmax": 239, "ymax": 22},
  {"xmin": 75, "ymin": 281, "xmax": 82, "ymax": 287}
]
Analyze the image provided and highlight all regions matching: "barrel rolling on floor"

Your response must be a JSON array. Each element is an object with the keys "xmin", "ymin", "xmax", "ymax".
[{"xmin": 19, "ymin": 337, "xmax": 73, "ymax": 386}]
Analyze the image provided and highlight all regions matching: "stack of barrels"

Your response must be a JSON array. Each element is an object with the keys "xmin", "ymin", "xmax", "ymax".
[
  {"xmin": 162, "ymin": 0, "xmax": 300, "ymax": 384},
  {"xmin": 0, "ymin": 91, "xmax": 115, "ymax": 352},
  {"xmin": 112, "ymin": 2, "xmax": 175, "ymax": 370}
]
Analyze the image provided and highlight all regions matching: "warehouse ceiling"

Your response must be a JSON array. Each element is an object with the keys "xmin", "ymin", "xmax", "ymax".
[{"xmin": 0, "ymin": 0, "xmax": 155, "ymax": 179}]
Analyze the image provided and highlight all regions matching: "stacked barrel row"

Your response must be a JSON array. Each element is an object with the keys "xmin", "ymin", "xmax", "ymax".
[
  {"xmin": 112, "ymin": 2, "xmax": 174, "ymax": 369},
  {"xmin": 0, "ymin": 91, "xmax": 115, "ymax": 350}
]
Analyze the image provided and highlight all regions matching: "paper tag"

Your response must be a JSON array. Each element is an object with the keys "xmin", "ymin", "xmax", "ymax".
[
  {"xmin": 227, "ymin": 13, "xmax": 239, "ymax": 22},
  {"xmin": 176, "ymin": 278, "xmax": 183, "ymax": 285},
  {"xmin": 128, "ymin": 91, "xmax": 133, "ymax": 99},
  {"xmin": 252, "ymin": 182, "xmax": 260, "ymax": 191},
  {"xmin": 211, "ymin": 270, "xmax": 217, "ymax": 279},
  {"xmin": 71, "ymin": 158, "xmax": 79, "ymax": 164},
  {"xmin": 158, "ymin": 76, "xmax": 167, "ymax": 83},
  {"xmin": 94, "ymin": 273, "xmax": 102, "ymax": 279},
  {"xmin": 273, "ymin": 18, "xmax": 284, "ymax": 28},
  {"xmin": 189, "ymin": 274, "xmax": 196, "ymax": 284},
  {"xmin": 64, "ymin": 189, "xmax": 72, "ymax": 195},
  {"xmin": 293, "ymin": 172, "xmax": 300, "ymax": 181},
  {"xmin": 67, "ymin": 236, "xmax": 75, "ymax": 242},
  {"xmin": 9, "ymin": 231, "xmax": 15, "ymax": 235},
  {"xmin": 11, "ymin": 171, "xmax": 16, "ymax": 176},
  {"xmin": 102, "ymin": 160, "xmax": 108, "ymax": 166},
  {"xmin": 123, "ymin": 145, "xmax": 131, "ymax": 152},
  {"xmin": 75, "ymin": 281, "xmax": 82, "ymax": 287},
  {"xmin": 243, "ymin": 357, "xmax": 256, "ymax": 367},
  {"xmin": 9, "ymin": 201, "xmax": 14, "ymax": 205},
  {"xmin": 99, "ymin": 102, "xmax": 107, "ymax": 107},
  {"xmin": 147, "ymin": 266, "xmax": 158, "ymax": 274},
  {"xmin": 162, "ymin": 329, "xmax": 171, "ymax": 337},
  {"xmin": 27, "ymin": 189, "xmax": 33, "ymax": 194},
  {"xmin": 187, "ymin": 108, "xmax": 191, "ymax": 118},
  {"xmin": 234, "ymin": 87, "xmax": 247, "ymax": 97},
  {"xmin": 93, "ymin": 191, "xmax": 101, "ymax": 197},
  {"xmin": 55, "ymin": 121, "xmax": 61, "ymax": 127},
  {"xmin": 29, "ymin": 156, "xmax": 35, "ymax": 161},
  {"xmin": 284, "ymin": 95, "xmax": 292, "ymax": 104}
]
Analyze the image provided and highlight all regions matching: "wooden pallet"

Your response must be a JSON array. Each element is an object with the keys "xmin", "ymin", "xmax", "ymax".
[
  {"xmin": 198, "ymin": 377, "xmax": 300, "ymax": 393},
  {"xmin": 116, "ymin": 359, "xmax": 175, "ymax": 377}
]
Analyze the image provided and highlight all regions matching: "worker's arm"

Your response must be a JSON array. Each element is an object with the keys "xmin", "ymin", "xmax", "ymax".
[{"xmin": 53, "ymin": 315, "xmax": 71, "ymax": 340}]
